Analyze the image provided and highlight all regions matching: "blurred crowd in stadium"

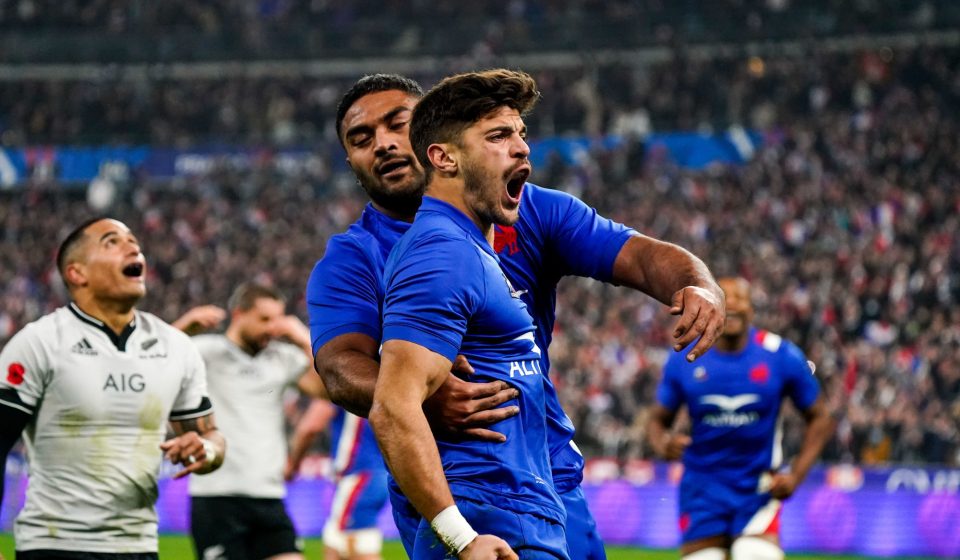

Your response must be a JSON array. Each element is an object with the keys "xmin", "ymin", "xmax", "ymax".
[{"xmin": 1, "ymin": 36, "xmax": 958, "ymax": 469}]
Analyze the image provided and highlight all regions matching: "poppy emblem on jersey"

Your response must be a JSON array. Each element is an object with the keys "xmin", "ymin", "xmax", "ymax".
[
  {"xmin": 750, "ymin": 363, "xmax": 770, "ymax": 384},
  {"xmin": 494, "ymin": 225, "xmax": 520, "ymax": 256},
  {"xmin": 7, "ymin": 362, "xmax": 25, "ymax": 385}
]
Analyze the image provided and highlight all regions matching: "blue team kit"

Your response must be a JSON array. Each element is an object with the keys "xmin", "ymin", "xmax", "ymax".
[
  {"xmin": 657, "ymin": 327, "xmax": 820, "ymax": 542},
  {"xmin": 307, "ymin": 184, "xmax": 634, "ymax": 558}
]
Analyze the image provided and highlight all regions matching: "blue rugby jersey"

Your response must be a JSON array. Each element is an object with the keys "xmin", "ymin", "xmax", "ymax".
[
  {"xmin": 381, "ymin": 196, "xmax": 564, "ymax": 523},
  {"xmin": 306, "ymin": 204, "xmax": 407, "ymax": 478},
  {"xmin": 656, "ymin": 327, "xmax": 821, "ymax": 490},
  {"xmin": 493, "ymin": 184, "xmax": 634, "ymax": 489}
]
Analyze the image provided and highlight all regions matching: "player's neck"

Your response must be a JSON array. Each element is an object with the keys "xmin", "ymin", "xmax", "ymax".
[
  {"xmin": 426, "ymin": 179, "xmax": 495, "ymax": 244},
  {"xmin": 71, "ymin": 295, "xmax": 136, "ymax": 335},
  {"xmin": 225, "ymin": 326, "xmax": 252, "ymax": 355},
  {"xmin": 370, "ymin": 201, "xmax": 416, "ymax": 223},
  {"xmin": 715, "ymin": 332, "xmax": 749, "ymax": 353}
]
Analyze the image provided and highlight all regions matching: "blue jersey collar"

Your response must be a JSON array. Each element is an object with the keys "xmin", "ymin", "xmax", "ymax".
[
  {"xmin": 361, "ymin": 202, "xmax": 411, "ymax": 243},
  {"xmin": 417, "ymin": 196, "xmax": 495, "ymax": 255}
]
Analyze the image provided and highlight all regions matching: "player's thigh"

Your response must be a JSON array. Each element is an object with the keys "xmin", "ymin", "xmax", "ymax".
[
  {"xmin": 17, "ymin": 552, "xmax": 158, "ymax": 560},
  {"xmin": 413, "ymin": 498, "xmax": 568, "ymax": 560},
  {"xmin": 190, "ymin": 496, "xmax": 251, "ymax": 560},
  {"xmin": 732, "ymin": 493, "xmax": 782, "ymax": 542},
  {"xmin": 678, "ymin": 476, "xmax": 734, "ymax": 546},
  {"xmin": 558, "ymin": 484, "xmax": 606, "ymax": 560},
  {"xmin": 242, "ymin": 498, "xmax": 303, "ymax": 559},
  {"xmin": 325, "ymin": 471, "xmax": 388, "ymax": 559}
]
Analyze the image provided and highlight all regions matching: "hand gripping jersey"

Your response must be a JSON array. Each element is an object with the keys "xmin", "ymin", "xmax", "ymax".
[
  {"xmin": 380, "ymin": 196, "xmax": 563, "ymax": 525},
  {"xmin": 188, "ymin": 335, "xmax": 308, "ymax": 499},
  {"xmin": 657, "ymin": 327, "xmax": 821, "ymax": 490},
  {"xmin": 0, "ymin": 304, "xmax": 211, "ymax": 553}
]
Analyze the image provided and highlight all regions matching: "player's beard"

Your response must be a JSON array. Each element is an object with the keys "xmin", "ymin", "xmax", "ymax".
[
  {"xmin": 355, "ymin": 165, "xmax": 425, "ymax": 217},
  {"xmin": 461, "ymin": 154, "xmax": 522, "ymax": 228}
]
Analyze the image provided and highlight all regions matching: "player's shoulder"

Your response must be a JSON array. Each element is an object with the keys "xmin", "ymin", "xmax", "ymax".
[
  {"xmin": 751, "ymin": 328, "xmax": 805, "ymax": 359},
  {"xmin": 7, "ymin": 307, "xmax": 65, "ymax": 346}
]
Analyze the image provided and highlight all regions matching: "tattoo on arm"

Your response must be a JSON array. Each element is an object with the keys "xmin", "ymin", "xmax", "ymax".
[{"xmin": 172, "ymin": 414, "xmax": 218, "ymax": 436}]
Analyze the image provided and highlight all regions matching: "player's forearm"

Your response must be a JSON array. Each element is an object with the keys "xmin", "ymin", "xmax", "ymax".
[
  {"xmin": 369, "ymin": 398, "xmax": 456, "ymax": 521},
  {"xmin": 197, "ymin": 429, "xmax": 226, "ymax": 473},
  {"xmin": 792, "ymin": 402, "xmax": 835, "ymax": 482},
  {"xmin": 315, "ymin": 349, "xmax": 380, "ymax": 417},
  {"xmin": 613, "ymin": 235, "xmax": 720, "ymax": 306},
  {"xmin": 646, "ymin": 404, "xmax": 676, "ymax": 457}
]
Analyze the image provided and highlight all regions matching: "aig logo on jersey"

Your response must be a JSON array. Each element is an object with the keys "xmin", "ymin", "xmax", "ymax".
[{"xmin": 104, "ymin": 372, "xmax": 146, "ymax": 392}]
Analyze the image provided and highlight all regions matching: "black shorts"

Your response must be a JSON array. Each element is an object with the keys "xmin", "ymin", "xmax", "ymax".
[
  {"xmin": 18, "ymin": 552, "xmax": 157, "ymax": 560},
  {"xmin": 191, "ymin": 496, "xmax": 301, "ymax": 560}
]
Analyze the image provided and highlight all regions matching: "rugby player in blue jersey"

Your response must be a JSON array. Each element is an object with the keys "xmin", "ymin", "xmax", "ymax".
[
  {"xmin": 307, "ymin": 73, "xmax": 724, "ymax": 559},
  {"xmin": 372, "ymin": 69, "xmax": 565, "ymax": 559},
  {"xmin": 648, "ymin": 277, "xmax": 834, "ymax": 560}
]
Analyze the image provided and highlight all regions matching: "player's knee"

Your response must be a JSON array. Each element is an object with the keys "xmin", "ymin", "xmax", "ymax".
[
  {"xmin": 323, "ymin": 523, "xmax": 383, "ymax": 557},
  {"xmin": 731, "ymin": 536, "xmax": 784, "ymax": 560},
  {"xmin": 682, "ymin": 547, "xmax": 726, "ymax": 560}
]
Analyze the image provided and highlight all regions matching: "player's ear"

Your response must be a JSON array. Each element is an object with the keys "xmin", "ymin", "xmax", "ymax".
[
  {"xmin": 426, "ymin": 143, "xmax": 457, "ymax": 175},
  {"xmin": 64, "ymin": 262, "xmax": 87, "ymax": 288}
]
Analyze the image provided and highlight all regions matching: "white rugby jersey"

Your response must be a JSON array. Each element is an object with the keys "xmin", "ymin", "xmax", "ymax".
[
  {"xmin": 188, "ymin": 334, "xmax": 308, "ymax": 499},
  {"xmin": 0, "ymin": 303, "xmax": 211, "ymax": 553}
]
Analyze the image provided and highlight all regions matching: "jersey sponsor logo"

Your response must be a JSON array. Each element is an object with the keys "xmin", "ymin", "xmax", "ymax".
[
  {"xmin": 700, "ymin": 393, "xmax": 761, "ymax": 427},
  {"xmin": 493, "ymin": 225, "xmax": 520, "ymax": 256},
  {"xmin": 508, "ymin": 359, "xmax": 543, "ymax": 378},
  {"xmin": 6, "ymin": 362, "xmax": 25, "ymax": 385},
  {"xmin": 103, "ymin": 372, "xmax": 146, "ymax": 392},
  {"xmin": 71, "ymin": 337, "xmax": 98, "ymax": 356}
]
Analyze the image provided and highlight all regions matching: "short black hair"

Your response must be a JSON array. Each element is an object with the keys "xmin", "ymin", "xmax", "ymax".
[
  {"xmin": 410, "ymin": 69, "xmax": 540, "ymax": 182},
  {"xmin": 56, "ymin": 216, "xmax": 110, "ymax": 279},
  {"xmin": 228, "ymin": 282, "xmax": 285, "ymax": 312},
  {"xmin": 335, "ymin": 74, "xmax": 424, "ymax": 146}
]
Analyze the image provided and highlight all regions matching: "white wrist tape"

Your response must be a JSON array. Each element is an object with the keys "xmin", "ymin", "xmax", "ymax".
[
  {"xmin": 201, "ymin": 438, "xmax": 217, "ymax": 466},
  {"xmin": 430, "ymin": 505, "xmax": 478, "ymax": 554}
]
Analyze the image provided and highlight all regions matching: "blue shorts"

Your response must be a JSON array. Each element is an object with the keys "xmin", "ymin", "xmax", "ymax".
[
  {"xmin": 559, "ymin": 484, "xmax": 606, "ymax": 560},
  {"xmin": 413, "ymin": 497, "xmax": 569, "ymax": 559},
  {"xmin": 389, "ymin": 478, "xmax": 420, "ymax": 557},
  {"xmin": 325, "ymin": 469, "xmax": 389, "ymax": 532},
  {"xmin": 678, "ymin": 474, "xmax": 782, "ymax": 543}
]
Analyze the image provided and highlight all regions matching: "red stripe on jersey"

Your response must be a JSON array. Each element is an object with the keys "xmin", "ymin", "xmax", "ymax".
[
  {"xmin": 339, "ymin": 472, "xmax": 371, "ymax": 530},
  {"xmin": 343, "ymin": 417, "xmax": 366, "ymax": 474},
  {"xmin": 764, "ymin": 507, "xmax": 782, "ymax": 536}
]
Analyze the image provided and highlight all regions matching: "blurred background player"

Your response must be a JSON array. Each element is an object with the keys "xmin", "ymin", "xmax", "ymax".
[
  {"xmin": 176, "ymin": 283, "xmax": 327, "ymax": 560},
  {"xmin": 286, "ymin": 399, "xmax": 386, "ymax": 560},
  {"xmin": 0, "ymin": 217, "xmax": 224, "ymax": 559},
  {"xmin": 647, "ymin": 277, "xmax": 835, "ymax": 560},
  {"xmin": 371, "ymin": 68, "xmax": 552, "ymax": 559},
  {"xmin": 310, "ymin": 72, "xmax": 725, "ymax": 559}
]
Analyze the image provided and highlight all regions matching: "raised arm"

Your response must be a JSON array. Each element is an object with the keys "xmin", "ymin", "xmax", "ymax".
[{"xmin": 612, "ymin": 234, "xmax": 725, "ymax": 362}]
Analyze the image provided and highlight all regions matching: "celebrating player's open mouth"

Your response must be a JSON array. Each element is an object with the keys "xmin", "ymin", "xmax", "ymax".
[
  {"xmin": 504, "ymin": 164, "xmax": 530, "ymax": 206},
  {"xmin": 121, "ymin": 259, "xmax": 146, "ymax": 284}
]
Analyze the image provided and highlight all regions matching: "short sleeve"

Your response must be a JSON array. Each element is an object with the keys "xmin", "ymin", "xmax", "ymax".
[
  {"xmin": 277, "ymin": 342, "xmax": 310, "ymax": 386},
  {"xmin": 381, "ymin": 235, "xmax": 483, "ymax": 362},
  {"xmin": 531, "ymin": 185, "xmax": 636, "ymax": 282},
  {"xmin": 0, "ymin": 322, "xmax": 51, "ymax": 416},
  {"xmin": 169, "ymin": 335, "xmax": 213, "ymax": 421},
  {"xmin": 781, "ymin": 341, "xmax": 820, "ymax": 411},
  {"xmin": 307, "ymin": 237, "xmax": 382, "ymax": 355},
  {"xmin": 656, "ymin": 351, "xmax": 686, "ymax": 412}
]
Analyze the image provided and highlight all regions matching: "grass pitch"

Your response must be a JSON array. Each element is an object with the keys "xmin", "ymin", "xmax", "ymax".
[{"xmin": 0, "ymin": 534, "xmax": 936, "ymax": 559}]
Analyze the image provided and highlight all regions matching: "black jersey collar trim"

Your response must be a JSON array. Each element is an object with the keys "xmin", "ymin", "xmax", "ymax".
[{"xmin": 68, "ymin": 302, "xmax": 137, "ymax": 352}]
